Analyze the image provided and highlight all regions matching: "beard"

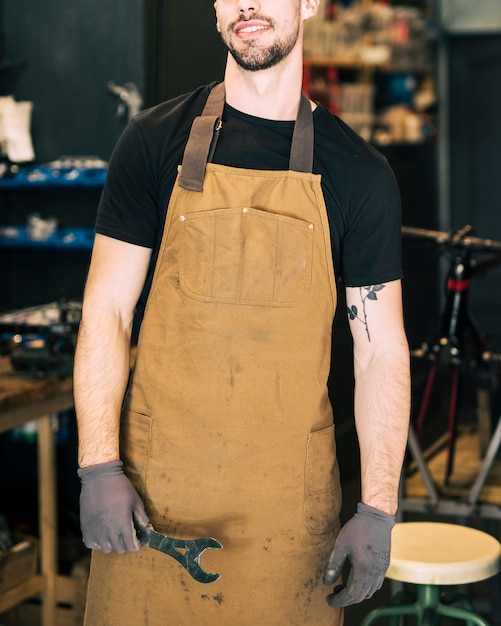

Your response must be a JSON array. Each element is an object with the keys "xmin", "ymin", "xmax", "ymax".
[{"xmin": 221, "ymin": 13, "xmax": 301, "ymax": 72}]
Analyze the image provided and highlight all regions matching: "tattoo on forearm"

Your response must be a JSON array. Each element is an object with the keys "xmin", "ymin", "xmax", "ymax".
[{"xmin": 347, "ymin": 284, "xmax": 386, "ymax": 342}]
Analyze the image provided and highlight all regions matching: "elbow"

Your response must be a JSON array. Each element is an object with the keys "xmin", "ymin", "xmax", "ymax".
[{"xmin": 354, "ymin": 332, "xmax": 410, "ymax": 375}]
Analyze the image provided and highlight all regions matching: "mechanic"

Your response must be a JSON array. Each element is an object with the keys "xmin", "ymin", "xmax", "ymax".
[{"xmin": 74, "ymin": 0, "xmax": 411, "ymax": 623}]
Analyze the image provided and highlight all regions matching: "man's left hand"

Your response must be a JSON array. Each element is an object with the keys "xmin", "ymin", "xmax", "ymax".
[{"xmin": 323, "ymin": 502, "xmax": 395, "ymax": 607}]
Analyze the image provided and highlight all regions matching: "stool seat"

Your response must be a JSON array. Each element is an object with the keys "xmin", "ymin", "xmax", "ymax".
[
  {"xmin": 387, "ymin": 522, "xmax": 501, "ymax": 586},
  {"xmin": 361, "ymin": 522, "xmax": 501, "ymax": 626}
]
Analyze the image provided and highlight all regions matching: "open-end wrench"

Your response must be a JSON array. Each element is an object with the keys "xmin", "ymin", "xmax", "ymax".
[{"xmin": 136, "ymin": 525, "xmax": 222, "ymax": 584}]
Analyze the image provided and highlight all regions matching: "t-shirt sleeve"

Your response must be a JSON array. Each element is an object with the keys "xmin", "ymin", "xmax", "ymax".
[
  {"xmin": 95, "ymin": 117, "xmax": 159, "ymax": 249},
  {"xmin": 341, "ymin": 158, "xmax": 403, "ymax": 287}
]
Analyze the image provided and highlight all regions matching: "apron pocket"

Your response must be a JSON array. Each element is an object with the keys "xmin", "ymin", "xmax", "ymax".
[
  {"xmin": 119, "ymin": 408, "xmax": 153, "ymax": 500},
  {"xmin": 303, "ymin": 424, "xmax": 341, "ymax": 535},
  {"xmin": 179, "ymin": 207, "xmax": 314, "ymax": 306}
]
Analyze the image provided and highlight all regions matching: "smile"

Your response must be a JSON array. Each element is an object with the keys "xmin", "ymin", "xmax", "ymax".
[
  {"xmin": 234, "ymin": 19, "xmax": 272, "ymax": 38},
  {"xmin": 238, "ymin": 25, "xmax": 270, "ymax": 34}
]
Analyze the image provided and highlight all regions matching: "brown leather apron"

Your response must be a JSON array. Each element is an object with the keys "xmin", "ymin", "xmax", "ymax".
[{"xmin": 85, "ymin": 83, "xmax": 343, "ymax": 625}]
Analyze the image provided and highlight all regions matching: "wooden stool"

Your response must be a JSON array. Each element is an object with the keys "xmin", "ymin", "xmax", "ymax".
[{"xmin": 361, "ymin": 522, "xmax": 501, "ymax": 625}]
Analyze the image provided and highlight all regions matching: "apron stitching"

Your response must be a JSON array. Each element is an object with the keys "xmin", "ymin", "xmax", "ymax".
[
  {"xmin": 273, "ymin": 220, "xmax": 281, "ymax": 303},
  {"xmin": 208, "ymin": 211, "xmax": 216, "ymax": 300},
  {"xmin": 205, "ymin": 162, "xmax": 321, "ymax": 182},
  {"xmin": 140, "ymin": 415, "xmax": 154, "ymax": 501},
  {"xmin": 237, "ymin": 209, "xmax": 246, "ymax": 304},
  {"xmin": 312, "ymin": 181, "xmax": 337, "ymax": 311}
]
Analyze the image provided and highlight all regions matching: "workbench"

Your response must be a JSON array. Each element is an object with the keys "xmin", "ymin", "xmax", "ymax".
[{"xmin": 0, "ymin": 355, "xmax": 85, "ymax": 625}]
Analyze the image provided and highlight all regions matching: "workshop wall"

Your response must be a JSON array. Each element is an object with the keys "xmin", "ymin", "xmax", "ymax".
[
  {"xmin": 0, "ymin": 0, "xmax": 145, "ymax": 310},
  {"xmin": 1, "ymin": 0, "xmax": 227, "ymax": 163},
  {"xmin": 2, "ymin": 0, "xmax": 144, "ymax": 163},
  {"xmin": 144, "ymin": 0, "xmax": 226, "ymax": 104},
  {"xmin": 448, "ymin": 34, "xmax": 501, "ymax": 348}
]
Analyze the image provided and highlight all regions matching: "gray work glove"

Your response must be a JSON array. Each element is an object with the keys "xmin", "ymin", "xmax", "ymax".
[
  {"xmin": 323, "ymin": 502, "xmax": 395, "ymax": 607},
  {"xmin": 78, "ymin": 460, "xmax": 151, "ymax": 554}
]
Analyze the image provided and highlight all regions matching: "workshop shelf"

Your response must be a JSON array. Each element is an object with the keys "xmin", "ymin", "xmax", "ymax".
[
  {"xmin": 0, "ymin": 166, "xmax": 107, "ymax": 189},
  {"xmin": 0, "ymin": 226, "xmax": 95, "ymax": 250}
]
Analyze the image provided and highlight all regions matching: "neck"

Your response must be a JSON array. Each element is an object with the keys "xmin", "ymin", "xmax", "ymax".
[{"xmin": 223, "ymin": 46, "xmax": 304, "ymax": 121}]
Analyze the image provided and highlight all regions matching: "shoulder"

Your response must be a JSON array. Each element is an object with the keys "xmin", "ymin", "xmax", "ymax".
[
  {"xmin": 105, "ymin": 83, "xmax": 217, "ymax": 183},
  {"xmin": 130, "ymin": 83, "xmax": 216, "ymax": 143},
  {"xmin": 313, "ymin": 105, "xmax": 393, "ymax": 177},
  {"xmin": 313, "ymin": 105, "xmax": 400, "ymax": 222}
]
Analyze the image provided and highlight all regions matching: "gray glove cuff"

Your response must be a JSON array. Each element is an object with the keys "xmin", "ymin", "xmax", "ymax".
[
  {"xmin": 357, "ymin": 502, "xmax": 396, "ymax": 528},
  {"xmin": 77, "ymin": 460, "xmax": 123, "ymax": 481}
]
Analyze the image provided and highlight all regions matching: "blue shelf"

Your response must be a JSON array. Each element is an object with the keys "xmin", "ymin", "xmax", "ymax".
[
  {"xmin": 0, "ymin": 226, "xmax": 95, "ymax": 250},
  {"xmin": 0, "ymin": 166, "xmax": 107, "ymax": 189}
]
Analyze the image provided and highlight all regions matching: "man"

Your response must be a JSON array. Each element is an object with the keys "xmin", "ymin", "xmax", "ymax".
[{"xmin": 74, "ymin": 0, "xmax": 410, "ymax": 623}]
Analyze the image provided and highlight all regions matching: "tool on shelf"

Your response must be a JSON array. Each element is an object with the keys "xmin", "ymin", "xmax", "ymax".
[
  {"xmin": 0, "ymin": 158, "xmax": 108, "ymax": 188},
  {"xmin": 107, "ymin": 81, "xmax": 143, "ymax": 122}
]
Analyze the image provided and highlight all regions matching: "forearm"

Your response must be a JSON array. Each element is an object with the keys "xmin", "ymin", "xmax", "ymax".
[
  {"xmin": 354, "ymin": 337, "xmax": 410, "ymax": 516},
  {"xmin": 74, "ymin": 310, "xmax": 132, "ymax": 467},
  {"xmin": 73, "ymin": 235, "xmax": 151, "ymax": 467}
]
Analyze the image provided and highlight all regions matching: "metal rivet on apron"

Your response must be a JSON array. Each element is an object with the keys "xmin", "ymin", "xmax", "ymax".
[
  {"xmin": 242, "ymin": 207, "xmax": 249, "ymax": 213},
  {"xmin": 179, "ymin": 215, "xmax": 186, "ymax": 222},
  {"xmin": 309, "ymin": 224, "xmax": 314, "ymax": 230}
]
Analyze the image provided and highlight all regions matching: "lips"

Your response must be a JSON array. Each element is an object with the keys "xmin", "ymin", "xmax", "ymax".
[{"xmin": 234, "ymin": 20, "xmax": 271, "ymax": 38}]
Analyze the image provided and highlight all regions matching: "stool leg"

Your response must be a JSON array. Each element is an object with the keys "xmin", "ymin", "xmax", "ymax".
[
  {"xmin": 443, "ymin": 590, "xmax": 476, "ymax": 611},
  {"xmin": 416, "ymin": 585, "xmax": 490, "ymax": 626},
  {"xmin": 442, "ymin": 591, "xmax": 491, "ymax": 626},
  {"xmin": 360, "ymin": 585, "xmax": 434, "ymax": 626},
  {"xmin": 419, "ymin": 607, "xmax": 441, "ymax": 626},
  {"xmin": 361, "ymin": 584, "xmax": 491, "ymax": 626},
  {"xmin": 436, "ymin": 603, "xmax": 491, "ymax": 626},
  {"xmin": 389, "ymin": 589, "xmax": 417, "ymax": 626},
  {"xmin": 415, "ymin": 585, "xmax": 441, "ymax": 626},
  {"xmin": 416, "ymin": 584, "xmax": 441, "ymax": 609},
  {"xmin": 360, "ymin": 603, "xmax": 420, "ymax": 626}
]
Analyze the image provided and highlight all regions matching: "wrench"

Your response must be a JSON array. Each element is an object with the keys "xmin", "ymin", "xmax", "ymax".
[{"xmin": 136, "ymin": 525, "xmax": 222, "ymax": 584}]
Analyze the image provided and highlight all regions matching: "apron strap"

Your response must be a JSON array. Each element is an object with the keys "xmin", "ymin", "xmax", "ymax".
[
  {"xmin": 178, "ymin": 83, "xmax": 226, "ymax": 192},
  {"xmin": 178, "ymin": 82, "xmax": 314, "ymax": 192},
  {"xmin": 290, "ymin": 93, "xmax": 314, "ymax": 174}
]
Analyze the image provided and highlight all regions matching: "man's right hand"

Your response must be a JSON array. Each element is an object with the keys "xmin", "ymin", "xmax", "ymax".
[{"xmin": 78, "ymin": 460, "xmax": 151, "ymax": 553}]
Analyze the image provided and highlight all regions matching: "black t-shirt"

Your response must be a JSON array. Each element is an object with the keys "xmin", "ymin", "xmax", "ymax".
[{"xmin": 96, "ymin": 83, "xmax": 403, "ymax": 319}]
